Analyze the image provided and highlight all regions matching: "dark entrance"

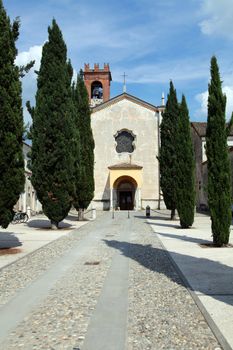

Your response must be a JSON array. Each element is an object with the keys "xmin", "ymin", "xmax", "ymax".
[
  {"xmin": 115, "ymin": 177, "xmax": 136, "ymax": 210},
  {"xmin": 119, "ymin": 191, "xmax": 133, "ymax": 210}
]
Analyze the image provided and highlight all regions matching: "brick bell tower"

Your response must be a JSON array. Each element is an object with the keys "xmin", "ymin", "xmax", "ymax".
[{"xmin": 84, "ymin": 63, "xmax": 112, "ymax": 107}]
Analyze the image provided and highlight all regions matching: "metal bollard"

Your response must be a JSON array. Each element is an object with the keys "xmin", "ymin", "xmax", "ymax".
[{"xmin": 146, "ymin": 205, "xmax": 150, "ymax": 217}]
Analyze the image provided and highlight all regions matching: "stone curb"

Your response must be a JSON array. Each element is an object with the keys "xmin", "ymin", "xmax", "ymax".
[{"xmin": 0, "ymin": 225, "xmax": 85, "ymax": 273}]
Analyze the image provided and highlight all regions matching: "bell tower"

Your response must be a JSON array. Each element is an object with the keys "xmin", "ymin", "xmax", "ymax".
[{"xmin": 84, "ymin": 63, "xmax": 112, "ymax": 107}]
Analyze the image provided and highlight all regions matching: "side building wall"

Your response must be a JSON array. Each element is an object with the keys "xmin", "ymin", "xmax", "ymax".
[{"xmin": 15, "ymin": 142, "xmax": 42, "ymax": 214}]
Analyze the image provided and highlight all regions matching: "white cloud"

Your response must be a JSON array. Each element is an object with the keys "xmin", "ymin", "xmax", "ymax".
[
  {"xmin": 16, "ymin": 45, "xmax": 79, "ymax": 124},
  {"xmin": 195, "ymin": 85, "xmax": 233, "ymax": 119},
  {"xmin": 15, "ymin": 45, "xmax": 43, "ymax": 125},
  {"xmin": 15, "ymin": 45, "xmax": 43, "ymax": 74},
  {"xmin": 199, "ymin": 0, "xmax": 233, "ymax": 39},
  {"xmin": 195, "ymin": 90, "xmax": 208, "ymax": 118}
]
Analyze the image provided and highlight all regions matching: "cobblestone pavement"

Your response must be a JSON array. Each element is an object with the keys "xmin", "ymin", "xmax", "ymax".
[
  {"xmin": 0, "ymin": 212, "xmax": 221, "ymax": 350},
  {"xmin": 127, "ymin": 216, "xmax": 221, "ymax": 350}
]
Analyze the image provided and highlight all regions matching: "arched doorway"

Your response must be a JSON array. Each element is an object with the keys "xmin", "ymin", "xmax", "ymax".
[{"xmin": 114, "ymin": 176, "xmax": 137, "ymax": 210}]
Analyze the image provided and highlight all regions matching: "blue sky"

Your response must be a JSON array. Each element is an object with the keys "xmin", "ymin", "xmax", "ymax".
[{"xmin": 3, "ymin": 0, "xmax": 233, "ymax": 122}]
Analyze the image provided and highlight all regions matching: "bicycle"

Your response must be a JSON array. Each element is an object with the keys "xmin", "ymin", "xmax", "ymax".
[{"xmin": 12, "ymin": 212, "xmax": 29, "ymax": 224}]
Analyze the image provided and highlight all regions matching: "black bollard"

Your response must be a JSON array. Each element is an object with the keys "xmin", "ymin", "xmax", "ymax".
[{"xmin": 146, "ymin": 205, "xmax": 150, "ymax": 217}]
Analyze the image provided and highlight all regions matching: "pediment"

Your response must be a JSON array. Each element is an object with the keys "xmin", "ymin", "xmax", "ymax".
[{"xmin": 92, "ymin": 93, "xmax": 160, "ymax": 113}]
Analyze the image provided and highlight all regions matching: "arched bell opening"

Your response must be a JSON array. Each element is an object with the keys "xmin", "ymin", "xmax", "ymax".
[
  {"xmin": 91, "ymin": 81, "xmax": 103, "ymax": 99},
  {"xmin": 113, "ymin": 176, "xmax": 137, "ymax": 210}
]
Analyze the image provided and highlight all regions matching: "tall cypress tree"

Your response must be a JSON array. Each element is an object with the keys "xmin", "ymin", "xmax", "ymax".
[
  {"xmin": 176, "ymin": 95, "xmax": 195, "ymax": 228},
  {"xmin": 160, "ymin": 81, "xmax": 179, "ymax": 220},
  {"xmin": 206, "ymin": 56, "xmax": 231, "ymax": 246},
  {"xmin": 72, "ymin": 72, "xmax": 94, "ymax": 217},
  {"xmin": 71, "ymin": 77, "xmax": 80, "ymax": 212},
  {"xmin": 0, "ymin": 0, "xmax": 24, "ymax": 228},
  {"xmin": 30, "ymin": 19, "xmax": 75, "ymax": 228}
]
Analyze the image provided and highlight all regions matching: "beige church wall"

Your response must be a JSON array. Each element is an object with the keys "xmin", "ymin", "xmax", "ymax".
[{"xmin": 91, "ymin": 98, "xmax": 159, "ymax": 210}]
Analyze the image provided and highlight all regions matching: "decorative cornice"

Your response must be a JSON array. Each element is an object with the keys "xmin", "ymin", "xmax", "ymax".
[{"xmin": 108, "ymin": 162, "xmax": 143, "ymax": 170}]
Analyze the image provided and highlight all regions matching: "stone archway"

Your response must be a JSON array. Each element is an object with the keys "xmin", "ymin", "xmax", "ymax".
[{"xmin": 113, "ymin": 176, "xmax": 137, "ymax": 210}]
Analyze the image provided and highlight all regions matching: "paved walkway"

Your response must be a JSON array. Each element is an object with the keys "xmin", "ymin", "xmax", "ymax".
[
  {"xmin": 0, "ymin": 211, "xmax": 230, "ymax": 349},
  {"xmin": 0, "ymin": 211, "xmax": 89, "ymax": 269},
  {"xmin": 148, "ymin": 210, "xmax": 233, "ymax": 350}
]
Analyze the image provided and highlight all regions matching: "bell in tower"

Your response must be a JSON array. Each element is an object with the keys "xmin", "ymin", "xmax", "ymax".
[{"xmin": 83, "ymin": 63, "xmax": 112, "ymax": 107}]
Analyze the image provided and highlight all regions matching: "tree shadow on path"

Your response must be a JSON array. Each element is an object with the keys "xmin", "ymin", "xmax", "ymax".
[
  {"xmin": 103, "ymin": 239, "xmax": 233, "ymax": 307},
  {"xmin": 27, "ymin": 219, "xmax": 72, "ymax": 229},
  {"xmin": 0, "ymin": 232, "xmax": 22, "ymax": 249},
  {"xmin": 153, "ymin": 231, "xmax": 211, "ymax": 245},
  {"xmin": 134, "ymin": 215, "xmax": 180, "ymax": 228}
]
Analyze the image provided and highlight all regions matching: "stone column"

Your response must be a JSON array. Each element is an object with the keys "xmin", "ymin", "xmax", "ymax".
[
  {"xmin": 135, "ymin": 189, "xmax": 138, "ymax": 210},
  {"xmin": 110, "ymin": 188, "xmax": 113, "ymax": 210},
  {"xmin": 113, "ymin": 189, "xmax": 117, "ymax": 209},
  {"xmin": 22, "ymin": 192, "xmax": 27, "ymax": 212},
  {"xmin": 138, "ymin": 188, "xmax": 141, "ymax": 210}
]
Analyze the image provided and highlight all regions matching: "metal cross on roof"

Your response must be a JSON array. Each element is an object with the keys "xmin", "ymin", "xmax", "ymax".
[{"xmin": 121, "ymin": 72, "xmax": 128, "ymax": 93}]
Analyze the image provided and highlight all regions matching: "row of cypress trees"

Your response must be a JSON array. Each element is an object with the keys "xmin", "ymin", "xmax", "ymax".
[
  {"xmin": 0, "ymin": 0, "xmax": 25, "ymax": 228},
  {"xmin": 160, "ymin": 82, "xmax": 195, "ymax": 228},
  {"xmin": 160, "ymin": 57, "xmax": 232, "ymax": 246},
  {"xmin": 0, "ymin": 0, "xmax": 94, "ymax": 229},
  {"xmin": 28, "ymin": 20, "xmax": 94, "ymax": 228}
]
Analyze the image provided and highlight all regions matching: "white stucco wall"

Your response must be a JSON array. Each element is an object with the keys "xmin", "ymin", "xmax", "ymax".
[
  {"xmin": 91, "ymin": 98, "xmax": 159, "ymax": 209},
  {"xmin": 16, "ymin": 143, "xmax": 42, "ymax": 213}
]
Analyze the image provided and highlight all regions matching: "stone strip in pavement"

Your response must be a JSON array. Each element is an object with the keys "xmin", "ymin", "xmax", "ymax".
[
  {"xmin": 82, "ymin": 213, "xmax": 132, "ymax": 350},
  {"xmin": 127, "ymin": 213, "xmax": 221, "ymax": 350},
  {"xmin": 0, "ymin": 214, "xmax": 110, "ymax": 344},
  {"xmin": 2, "ymin": 238, "xmax": 113, "ymax": 350},
  {"xmin": 0, "ymin": 216, "xmax": 104, "ymax": 307},
  {"xmin": 0, "ymin": 211, "xmax": 223, "ymax": 350}
]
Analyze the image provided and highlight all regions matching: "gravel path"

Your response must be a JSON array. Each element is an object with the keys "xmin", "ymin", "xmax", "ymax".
[
  {"xmin": 0, "ymin": 219, "xmax": 98, "ymax": 306},
  {"xmin": 0, "ymin": 211, "xmax": 221, "ymax": 349},
  {"xmin": 127, "ymin": 215, "xmax": 221, "ymax": 349}
]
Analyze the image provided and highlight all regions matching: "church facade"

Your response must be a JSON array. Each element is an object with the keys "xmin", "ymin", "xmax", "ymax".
[{"xmin": 84, "ymin": 64, "xmax": 164, "ymax": 210}]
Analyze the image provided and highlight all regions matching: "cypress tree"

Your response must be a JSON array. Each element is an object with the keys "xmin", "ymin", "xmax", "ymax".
[
  {"xmin": 0, "ymin": 0, "xmax": 24, "ymax": 228},
  {"xmin": 71, "ymin": 77, "xmax": 80, "ymax": 213},
  {"xmin": 206, "ymin": 56, "xmax": 232, "ymax": 246},
  {"xmin": 160, "ymin": 81, "xmax": 179, "ymax": 220},
  {"xmin": 72, "ymin": 71, "xmax": 94, "ymax": 218},
  {"xmin": 30, "ymin": 19, "xmax": 75, "ymax": 228},
  {"xmin": 176, "ymin": 95, "xmax": 195, "ymax": 228}
]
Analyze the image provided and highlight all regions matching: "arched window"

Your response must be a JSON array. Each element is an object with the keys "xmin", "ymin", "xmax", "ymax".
[
  {"xmin": 91, "ymin": 81, "xmax": 103, "ymax": 99},
  {"xmin": 114, "ymin": 130, "xmax": 136, "ymax": 153}
]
